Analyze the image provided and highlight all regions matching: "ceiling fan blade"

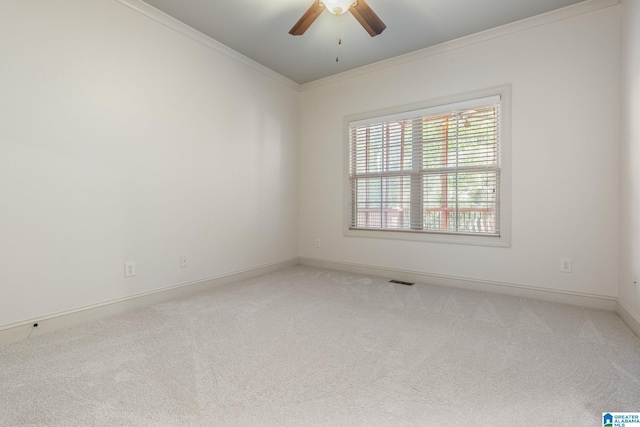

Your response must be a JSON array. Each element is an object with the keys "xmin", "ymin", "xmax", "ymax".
[
  {"xmin": 349, "ymin": 0, "xmax": 386, "ymax": 37},
  {"xmin": 289, "ymin": 1, "xmax": 326, "ymax": 36}
]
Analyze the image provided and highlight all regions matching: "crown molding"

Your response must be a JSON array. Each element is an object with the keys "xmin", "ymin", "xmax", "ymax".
[
  {"xmin": 113, "ymin": 0, "xmax": 300, "ymax": 91},
  {"xmin": 301, "ymin": 0, "xmax": 621, "ymax": 91},
  {"xmin": 112, "ymin": 0, "xmax": 619, "ymax": 93}
]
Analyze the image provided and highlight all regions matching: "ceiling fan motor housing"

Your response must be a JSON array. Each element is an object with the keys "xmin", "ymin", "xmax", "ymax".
[{"xmin": 321, "ymin": 0, "xmax": 357, "ymax": 15}]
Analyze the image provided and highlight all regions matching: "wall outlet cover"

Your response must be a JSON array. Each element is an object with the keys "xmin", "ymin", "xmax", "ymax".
[{"xmin": 124, "ymin": 261, "xmax": 136, "ymax": 277}]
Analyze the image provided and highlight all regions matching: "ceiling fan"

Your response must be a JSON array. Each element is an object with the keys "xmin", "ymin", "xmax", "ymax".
[{"xmin": 289, "ymin": 0, "xmax": 386, "ymax": 37}]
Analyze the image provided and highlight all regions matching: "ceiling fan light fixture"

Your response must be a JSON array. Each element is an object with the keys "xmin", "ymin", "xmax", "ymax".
[
  {"xmin": 321, "ymin": 0, "xmax": 355, "ymax": 15},
  {"xmin": 289, "ymin": 0, "xmax": 384, "ymax": 37}
]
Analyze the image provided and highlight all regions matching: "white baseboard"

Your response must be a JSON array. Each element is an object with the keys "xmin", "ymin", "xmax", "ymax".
[
  {"xmin": 616, "ymin": 300, "xmax": 640, "ymax": 338},
  {"xmin": 299, "ymin": 257, "xmax": 618, "ymax": 311},
  {"xmin": 0, "ymin": 258, "xmax": 299, "ymax": 346},
  {"xmin": 4, "ymin": 257, "xmax": 635, "ymax": 346}
]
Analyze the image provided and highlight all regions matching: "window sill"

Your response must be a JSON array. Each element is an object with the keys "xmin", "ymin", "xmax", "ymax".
[{"xmin": 344, "ymin": 227, "xmax": 511, "ymax": 247}]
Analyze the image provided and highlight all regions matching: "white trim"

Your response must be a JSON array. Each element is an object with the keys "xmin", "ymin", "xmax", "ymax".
[
  {"xmin": 113, "ymin": 0, "xmax": 299, "ymax": 91},
  {"xmin": 343, "ymin": 85, "xmax": 512, "ymax": 248},
  {"xmin": 300, "ymin": 0, "xmax": 621, "ymax": 91},
  {"xmin": 4, "ymin": 257, "xmax": 638, "ymax": 345},
  {"xmin": 114, "ymin": 0, "xmax": 619, "ymax": 91},
  {"xmin": 616, "ymin": 300, "xmax": 640, "ymax": 338},
  {"xmin": 299, "ymin": 257, "xmax": 617, "ymax": 311},
  {"xmin": 0, "ymin": 258, "xmax": 299, "ymax": 346}
]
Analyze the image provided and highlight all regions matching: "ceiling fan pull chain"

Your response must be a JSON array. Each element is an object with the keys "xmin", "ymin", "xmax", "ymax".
[{"xmin": 336, "ymin": 15, "xmax": 342, "ymax": 62}]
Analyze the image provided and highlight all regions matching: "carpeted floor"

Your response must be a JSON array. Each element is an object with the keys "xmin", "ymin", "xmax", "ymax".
[{"xmin": 1, "ymin": 265, "xmax": 639, "ymax": 426}]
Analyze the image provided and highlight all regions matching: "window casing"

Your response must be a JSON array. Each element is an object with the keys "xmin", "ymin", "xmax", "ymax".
[{"xmin": 345, "ymin": 87, "xmax": 511, "ymax": 247}]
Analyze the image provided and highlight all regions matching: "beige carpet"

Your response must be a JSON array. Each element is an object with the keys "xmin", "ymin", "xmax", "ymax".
[{"xmin": 1, "ymin": 265, "xmax": 639, "ymax": 426}]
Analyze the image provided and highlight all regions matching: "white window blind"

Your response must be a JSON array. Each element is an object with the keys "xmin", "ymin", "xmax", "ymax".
[{"xmin": 348, "ymin": 95, "xmax": 502, "ymax": 237}]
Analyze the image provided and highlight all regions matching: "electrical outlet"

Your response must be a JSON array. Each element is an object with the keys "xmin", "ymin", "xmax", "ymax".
[
  {"xmin": 560, "ymin": 258, "xmax": 572, "ymax": 273},
  {"xmin": 180, "ymin": 254, "xmax": 188, "ymax": 268},
  {"xmin": 124, "ymin": 261, "xmax": 136, "ymax": 277},
  {"xmin": 315, "ymin": 238, "xmax": 320, "ymax": 248}
]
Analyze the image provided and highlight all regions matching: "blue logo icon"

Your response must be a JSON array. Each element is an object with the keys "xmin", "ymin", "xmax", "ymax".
[
  {"xmin": 603, "ymin": 412, "xmax": 640, "ymax": 426},
  {"xmin": 603, "ymin": 413, "xmax": 613, "ymax": 427}
]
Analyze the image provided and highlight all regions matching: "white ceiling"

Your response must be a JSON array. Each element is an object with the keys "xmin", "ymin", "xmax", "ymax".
[{"xmin": 141, "ymin": 0, "xmax": 587, "ymax": 84}]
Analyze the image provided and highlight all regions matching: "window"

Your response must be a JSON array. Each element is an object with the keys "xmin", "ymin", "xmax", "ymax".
[{"xmin": 345, "ymin": 87, "xmax": 510, "ymax": 246}]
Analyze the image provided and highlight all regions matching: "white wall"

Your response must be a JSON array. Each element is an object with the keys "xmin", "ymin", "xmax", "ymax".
[
  {"xmin": 0, "ymin": 0, "xmax": 627, "ymax": 331},
  {"xmin": 299, "ymin": 4, "xmax": 620, "ymax": 299},
  {"xmin": 0, "ymin": 0, "xmax": 299, "ymax": 327},
  {"xmin": 620, "ymin": 0, "xmax": 640, "ymax": 321}
]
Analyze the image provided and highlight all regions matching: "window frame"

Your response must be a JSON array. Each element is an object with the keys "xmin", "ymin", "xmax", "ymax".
[{"xmin": 343, "ymin": 85, "xmax": 511, "ymax": 247}]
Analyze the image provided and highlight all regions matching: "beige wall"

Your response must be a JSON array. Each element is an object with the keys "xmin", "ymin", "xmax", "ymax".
[
  {"xmin": 0, "ymin": 0, "xmax": 299, "ymax": 327},
  {"xmin": 0, "ymin": 0, "xmax": 631, "ymax": 330},
  {"xmin": 299, "ymin": 3, "xmax": 621, "ymax": 299},
  {"xmin": 619, "ymin": 0, "xmax": 640, "ymax": 323}
]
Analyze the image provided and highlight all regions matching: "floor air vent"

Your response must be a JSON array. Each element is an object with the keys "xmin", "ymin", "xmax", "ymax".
[{"xmin": 389, "ymin": 279, "xmax": 414, "ymax": 286}]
